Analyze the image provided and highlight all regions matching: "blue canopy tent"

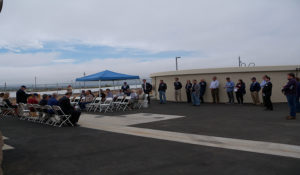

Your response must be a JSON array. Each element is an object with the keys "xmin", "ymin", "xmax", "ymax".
[{"xmin": 76, "ymin": 70, "xmax": 140, "ymax": 93}]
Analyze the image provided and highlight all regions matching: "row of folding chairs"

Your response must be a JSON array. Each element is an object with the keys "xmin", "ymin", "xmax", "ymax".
[
  {"xmin": 86, "ymin": 95, "xmax": 148, "ymax": 113},
  {"xmin": 5, "ymin": 103, "xmax": 74, "ymax": 127},
  {"xmin": 0, "ymin": 101, "xmax": 17, "ymax": 117}
]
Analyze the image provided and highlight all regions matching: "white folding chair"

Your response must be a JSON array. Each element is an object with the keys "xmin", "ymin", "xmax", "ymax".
[
  {"xmin": 43, "ymin": 105, "xmax": 57, "ymax": 126},
  {"xmin": 85, "ymin": 97, "xmax": 96, "ymax": 110},
  {"xmin": 118, "ymin": 96, "xmax": 131, "ymax": 111},
  {"xmin": 112, "ymin": 96, "xmax": 125, "ymax": 111},
  {"xmin": 99, "ymin": 98, "xmax": 113, "ymax": 113},
  {"xmin": 52, "ymin": 105, "xmax": 74, "ymax": 127},
  {"xmin": 0, "ymin": 101, "xmax": 17, "ymax": 117},
  {"xmin": 18, "ymin": 103, "xmax": 30, "ymax": 120},
  {"xmin": 90, "ymin": 97, "xmax": 102, "ymax": 112},
  {"xmin": 137, "ymin": 94, "xmax": 149, "ymax": 109},
  {"xmin": 71, "ymin": 96, "xmax": 81, "ymax": 106}
]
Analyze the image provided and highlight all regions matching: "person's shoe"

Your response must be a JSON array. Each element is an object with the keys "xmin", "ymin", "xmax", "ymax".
[
  {"xmin": 286, "ymin": 116, "xmax": 296, "ymax": 120},
  {"xmin": 73, "ymin": 123, "xmax": 80, "ymax": 127}
]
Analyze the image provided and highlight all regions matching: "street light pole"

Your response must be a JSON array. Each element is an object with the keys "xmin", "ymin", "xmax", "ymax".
[{"xmin": 176, "ymin": 56, "xmax": 181, "ymax": 71}]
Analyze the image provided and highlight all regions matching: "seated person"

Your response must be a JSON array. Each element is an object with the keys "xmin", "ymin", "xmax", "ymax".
[
  {"xmin": 79, "ymin": 90, "xmax": 94, "ymax": 109},
  {"xmin": 80, "ymin": 90, "xmax": 86, "ymax": 98},
  {"xmin": 98, "ymin": 89, "xmax": 106, "ymax": 102},
  {"xmin": 3, "ymin": 93, "xmax": 18, "ymax": 115},
  {"xmin": 125, "ymin": 89, "xmax": 131, "ymax": 96},
  {"xmin": 28, "ymin": 93, "xmax": 39, "ymax": 112},
  {"xmin": 106, "ymin": 89, "xmax": 113, "ymax": 98},
  {"xmin": 129, "ymin": 90, "xmax": 138, "ymax": 109},
  {"xmin": 114, "ymin": 90, "xmax": 125, "ymax": 101},
  {"xmin": 137, "ymin": 89, "xmax": 146, "ymax": 101},
  {"xmin": 48, "ymin": 93, "xmax": 58, "ymax": 106},
  {"xmin": 47, "ymin": 93, "xmax": 59, "ymax": 114},
  {"xmin": 39, "ymin": 94, "xmax": 49, "ymax": 106},
  {"xmin": 58, "ymin": 92, "xmax": 81, "ymax": 126},
  {"xmin": 28, "ymin": 93, "xmax": 39, "ymax": 104},
  {"xmin": 0, "ymin": 93, "xmax": 4, "ymax": 104}
]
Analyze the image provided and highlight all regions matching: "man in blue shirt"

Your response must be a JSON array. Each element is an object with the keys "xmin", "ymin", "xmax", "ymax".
[
  {"xmin": 47, "ymin": 93, "xmax": 59, "ymax": 114},
  {"xmin": 224, "ymin": 77, "xmax": 235, "ymax": 104},
  {"xmin": 158, "ymin": 80, "xmax": 167, "ymax": 104},
  {"xmin": 48, "ymin": 93, "xmax": 59, "ymax": 106},
  {"xmin": 250, "ymin": 77, "xmax": 261, "ymax": 105}
]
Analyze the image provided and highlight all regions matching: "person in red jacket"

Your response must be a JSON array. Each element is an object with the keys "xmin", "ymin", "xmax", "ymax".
[{"xmin": 27, "ymin": 93, "xmax": 39, "ymax": 104}]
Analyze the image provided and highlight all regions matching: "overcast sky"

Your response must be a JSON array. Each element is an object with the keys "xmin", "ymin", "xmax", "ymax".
[{"xmin": 0, "ymin": 0, "xmax": 300, "ymax": 85}]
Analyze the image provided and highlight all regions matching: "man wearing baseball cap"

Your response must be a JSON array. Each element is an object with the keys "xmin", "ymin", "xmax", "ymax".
[{"xmin": 16, "ymin": 85, "xmax": 30, "ymax": 104}]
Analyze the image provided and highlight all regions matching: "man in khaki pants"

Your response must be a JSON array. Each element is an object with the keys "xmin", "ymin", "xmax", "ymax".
[
  {"xmin": 0, "ymin": 131, "xmax": 3, "ymax": 175},
  {"xmin": 250, "ymin": 77, "xmax": 261, "ymax": 105},
  {"xmin": 174, "ymin": 78, "xmax": 182, "ymax": 102}
]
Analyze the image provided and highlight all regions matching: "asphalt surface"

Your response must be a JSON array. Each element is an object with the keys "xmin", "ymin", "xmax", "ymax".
[{"xmin": 1, "ymin": 101, "xmax": 300, "ymax": 175}]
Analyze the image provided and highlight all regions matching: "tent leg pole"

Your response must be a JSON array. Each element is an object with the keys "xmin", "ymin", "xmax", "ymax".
[{"xmin": 99, "ymin": 80, "xmax": 101, "ymax": 97}]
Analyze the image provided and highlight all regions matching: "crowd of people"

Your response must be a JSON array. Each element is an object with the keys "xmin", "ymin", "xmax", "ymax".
[
  {"xmin": 157, "ymin": 73, "xmax": 300, "ymax": 119},
  {"xmin": 0, "ymin": 85, "xmax": 81, "ymax": 126}
]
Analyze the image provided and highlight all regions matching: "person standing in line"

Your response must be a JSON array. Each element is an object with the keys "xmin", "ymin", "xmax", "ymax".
[
  {"xmin": 210, "ymin": 76, "xmax": 220, "ymax": 103},
  {"xmin": 262, "ymin": 76, "xmax": 273, "ymax": 111},
  {"xmin": 16, "ymin": 85, "xmax": 30, "ymax": 104},
  {"xmin": 296, "ymin": 77, "xmax": 300, "ymax": 113},
  {"xmin": 235, "ymin": 79, "xmax": 246, "ymax": 104},
  {"xmin": 199, "ymin": 79, "xmax": 207, "ymax": 103},
  {"xmin": 142, "ymin": 79, "xmax": 152, "ymax": 104},
  {"xmin": 158, "ymin": 80, "xmax": 167, "ymax": 104},
  {"xmin": 191, "ymin": 79, "xmax": 200, "ymax": 106},
  {"xmin": 260, "ymin": 75, "xmax": 267, "ymax": 106},
  {"xmin": 282, "ymin": 73, "xmax": 298, "ymax": 120},
  {"xmin": 185, "ymin": 80, "xmax": 192, "ymax": 103},
  {"xmin": 174, "ymin": 77, "xmax": 182, "ymax": 102},
  {"xmin": 250, "ymin": 77, "xmax": 261, "ymax": 105},
  {"xmin": 224, "ymin": 77, "xmax": 235, "ymax": 104}
]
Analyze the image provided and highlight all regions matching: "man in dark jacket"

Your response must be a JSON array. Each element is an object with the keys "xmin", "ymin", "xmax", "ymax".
[
  {"xmin": 250, "ymin": 77, "xmax": 261, "ymax": 105},
  {"xmin": 174, "ymin": 78, "xmax": 182, "ymax": 102},
  {"xmin": 16, "ymin": 85, "xmax": 30, "ymax": 104},
  {"xmin": 158, "ymin": 80, "xmax": 167, "ymax": 104},
  {"xmin": 262, "ymin": 76, "xmax": 273, "ymax": 111},
  {"xmin": 142, "ymin": 79, "xmax": 152, "ymax": 104},
  {"xmin": 58, "ymin": 92, "xmax": 81, "ymax": 126},
  {"xmin": 282, "ymin": 73, "xmax": 298, "ymax": 120},
  {"xmin": 296, "ymin": 77, "xmax": 300, "ymax": 113},
  {"xmin": 199, "ymin": 79, "xmax": 207, "ymax": 103}
]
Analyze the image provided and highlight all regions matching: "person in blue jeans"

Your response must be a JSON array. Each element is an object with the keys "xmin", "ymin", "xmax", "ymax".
[
  {"xmin": 191, "ymin": 79, "xmax": 200, "ymax": 106},
  {"xmin": 158, "ymin": 80, "xmax": 167, "ymax": 104},
  {"xmin": 282, "ymin": 73, "xmax": 298, "ymax": 120},
  {"xmin": 224, "ymin": 77, "xmax": 235, "ymax": 104},
  {"xmin": 296, "ymin": 77, "xmax": 300, "ymax": 113}
]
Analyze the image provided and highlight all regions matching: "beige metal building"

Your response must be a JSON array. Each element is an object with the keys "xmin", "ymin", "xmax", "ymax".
[{"xmin": 150, "ymin": 65, "xmax": 300, "ymax": 103}]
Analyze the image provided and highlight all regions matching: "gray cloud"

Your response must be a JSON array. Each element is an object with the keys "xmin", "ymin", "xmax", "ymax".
[{"xmin": 0, "ymin": 0, "xmax": 300, "ymax": 84}]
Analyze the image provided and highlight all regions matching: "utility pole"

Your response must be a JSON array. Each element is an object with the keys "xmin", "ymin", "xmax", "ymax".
[
  {"xmin": 34, "ymin": 76, "xmax": 37, "ymax": 90},
  {"xmin": 176, "ymin": 56, "xmax": 181, "ymax": 71}
]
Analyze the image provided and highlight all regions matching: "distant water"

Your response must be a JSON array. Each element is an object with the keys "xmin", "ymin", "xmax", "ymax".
[{"xmin": 8, "ymin": 85, "xmax": 141, "ymax": 98}]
